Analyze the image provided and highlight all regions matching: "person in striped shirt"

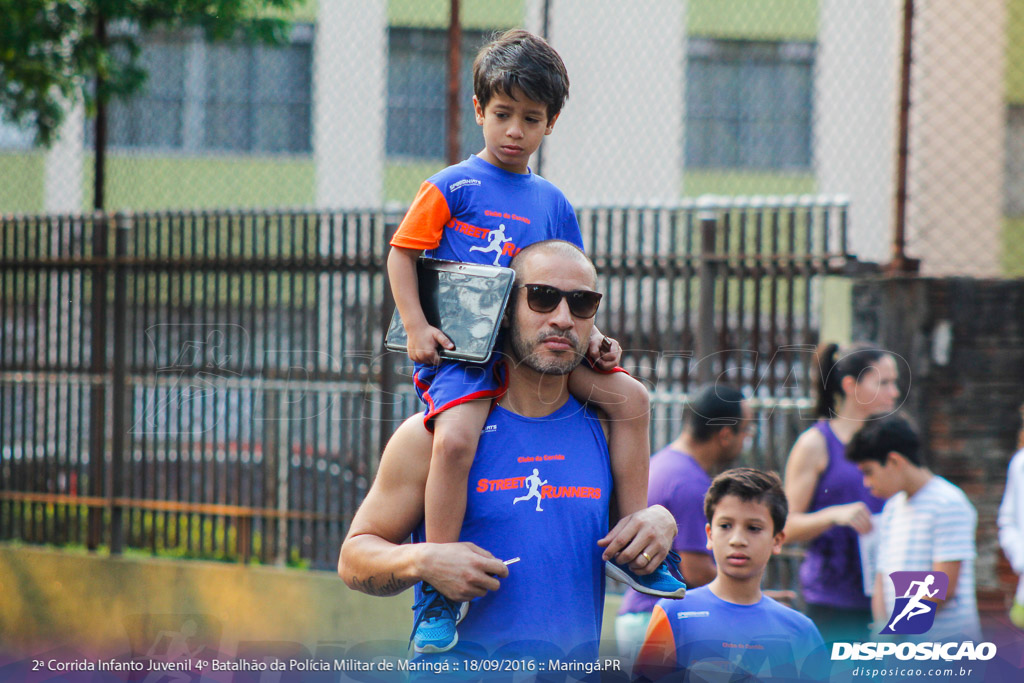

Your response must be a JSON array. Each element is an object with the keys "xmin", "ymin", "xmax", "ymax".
[{"xmin": 846, "ymin": 413, "xmax": 981, "ymax": 641}]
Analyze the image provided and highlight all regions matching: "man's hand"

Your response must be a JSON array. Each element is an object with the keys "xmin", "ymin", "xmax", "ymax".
[
  {"xmin": 406, "ymin": 323, "xmax": 454, "ymax": 365},
  {"xmin": 597, "ymin": 505, "xmax": 677, "ymax": 575},
  {"xmin": 587, "ymin": 328, "xmax": 621, "ymax": 371},
  {"xmin": 417, "ymin": 542, "xmax": 510, "ymax": 602}
]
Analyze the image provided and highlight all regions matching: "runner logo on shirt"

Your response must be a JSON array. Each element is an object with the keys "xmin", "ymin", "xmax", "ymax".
[
  {"xmin": 881, "ymin": 571, "xmax": 949, "ymax": 635},
  {"xmin": 512, "ymin": 468, "xmax": 547, "ymax": 512},
  {"xmin": 469, "ymin": 223, "xmax": 512, "ymax": 266}
]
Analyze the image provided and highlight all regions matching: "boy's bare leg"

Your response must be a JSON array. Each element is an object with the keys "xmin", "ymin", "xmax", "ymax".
[
  {"xmin": 424, "ymin": 399, "xmax": 493, "ymax": 543},
  {"xmin": 568, "ymin": 366, "xmax": 651, "ymax": 520}
]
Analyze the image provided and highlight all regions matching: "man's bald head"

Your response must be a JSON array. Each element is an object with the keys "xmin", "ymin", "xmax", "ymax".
[
  {"xmin": 510, "ymin": 240, "xmax": 597, "ymax": 288},
  {"xmin": 504, "ymin": 239, "xmax": 599, "ymax": 376}
]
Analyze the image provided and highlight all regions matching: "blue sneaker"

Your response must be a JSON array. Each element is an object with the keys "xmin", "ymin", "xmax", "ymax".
[
  {"xmin": 411, "ymin": 583, "xmax": 469, "ymax": 653},
  {"xmin": 605, "ymin": 550, "xmax": 687, "ymax": 598}
]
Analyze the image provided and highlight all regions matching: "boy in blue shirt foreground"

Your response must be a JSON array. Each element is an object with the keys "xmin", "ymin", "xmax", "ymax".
[{"xmin": 635, "ymin": 468, "xmax": 827, "ymax": 681}]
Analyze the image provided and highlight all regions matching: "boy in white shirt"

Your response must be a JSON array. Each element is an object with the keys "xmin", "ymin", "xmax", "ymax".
[
  {"xmin": 846, "ymin": 414, "xmax": 980, "ymax": 641},
  {"xmin": 997, "ymin": 404, "xmax": 1024, "ymax": 628}
]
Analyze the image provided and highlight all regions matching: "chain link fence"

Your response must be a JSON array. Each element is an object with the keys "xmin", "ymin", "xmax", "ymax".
[
  {"xmin": 0, "ymin": 198, "xmax": 851, "ymax": 568},
  {"xmin": 0, "ymin": 0, "xmax": 1022, "ymax": 276}
]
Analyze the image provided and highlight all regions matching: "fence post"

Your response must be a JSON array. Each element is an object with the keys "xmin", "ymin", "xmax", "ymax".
[
  {"xmin": 276, "ymin": 405, "xmax": 290, "ymax": 567},
  {"xmin": 378, "ymin": 212, "xmax": 400, "ymax": 454},
  {"xmin": 261, "ymin": 389, "xmax": 289, "ymax": 567},
  {"xmin": 87, "ymin": 211, "xmax": 109, "ymax": 551},
  {"xmin": 109, "ymin": 211, "xmax": 131, "ymax": 554},
  {"xmin": 697, "ymin": 203, "xmax": 718, "ymax": 384}
]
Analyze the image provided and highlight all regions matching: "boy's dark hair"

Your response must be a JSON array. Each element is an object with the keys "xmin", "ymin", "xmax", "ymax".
[
  {"xmin": 845, "ymin": 413, "xmax": 923, "ymax": 467},
  {"xmin": 686, "ymin": 384, "xmax": 746, "ymax": 442},
  {"xmin": 704, "ymin": 468, "xmax": 788, "ymax": 534},
  {"xmin": 473, "ymin": 29, "xmax": 570, "ymax": 121}
]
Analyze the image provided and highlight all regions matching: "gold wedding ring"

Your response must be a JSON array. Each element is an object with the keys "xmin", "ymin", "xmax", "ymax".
[{"xmin": 642, "ymin": 551, "xmax": 652, "ymax": 562}]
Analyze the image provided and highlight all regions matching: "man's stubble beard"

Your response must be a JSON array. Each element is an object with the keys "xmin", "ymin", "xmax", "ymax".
[{"xmin": 508, "ymin": 324, "xmax": 586, "ymax": 376}]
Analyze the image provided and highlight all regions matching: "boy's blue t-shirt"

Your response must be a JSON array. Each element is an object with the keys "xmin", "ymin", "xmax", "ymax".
[
  {"xmin": 390, "ymin": 154, "xmax": 583, "ymax": 266},
  {"xmin": 392, "ymin": 155, "xmax": 586, "ymax": 420},
  {"xmin": 636, "ymin": 586, "xmax": 828, "ymax": 682}
]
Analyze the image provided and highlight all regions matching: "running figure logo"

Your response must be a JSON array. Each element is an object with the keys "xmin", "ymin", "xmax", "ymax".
[
  {"xmin": 469, "ymin": 223, "xmax": 512, "ymax": 266},
  {"xmin": 513, "ymin": 468, "xmax": 547, "ymax": 512},
  {"xmin": 881, "ymin": 571, "xmax": 949, "ymax": 635}
]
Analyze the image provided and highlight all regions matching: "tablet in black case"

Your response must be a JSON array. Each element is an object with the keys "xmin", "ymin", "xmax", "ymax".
[{"xmin": 384, "ymin": 258, "xmax": 516, "ymax": 363}]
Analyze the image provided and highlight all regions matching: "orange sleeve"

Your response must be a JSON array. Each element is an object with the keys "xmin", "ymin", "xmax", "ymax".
[
  {"xmin": 390, "ymin": 182, "xmax": 451, "ymax": 251},
  {"xmin": 634, "ymin": 605, "xmax": 678, "ymax": 681}
]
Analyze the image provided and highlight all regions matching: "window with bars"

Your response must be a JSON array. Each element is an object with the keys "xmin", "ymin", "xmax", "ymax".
[
  {"xmin": 204, "ymin": 40, "xmax": 312, "ymax": 153},
  {"xmin": 93, "ymin": 27, "xmax": 313, "ymax": 154},
  {"xmin": 0, "ymin": 115, "xmax": 39, "ymax": 150},
  {"xmin": 686, "ymin": 38, "xmax": 815, "ymax": 170},
  {"xmin": 387, "ymin": 27, "xmax": 493, "ymax": 160},
  {"xmin": 107, "ymin": 39, "xmax": 187, "ymax": 149}
]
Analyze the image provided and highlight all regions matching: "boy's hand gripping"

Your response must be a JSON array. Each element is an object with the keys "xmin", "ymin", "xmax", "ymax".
[
  {"xmin": 407, "ymin": 324, "xmax": 455, "ymax": 365},
  {"xmin": 587, "ymin": 330, "xmax": 621, "ymax": 371}
]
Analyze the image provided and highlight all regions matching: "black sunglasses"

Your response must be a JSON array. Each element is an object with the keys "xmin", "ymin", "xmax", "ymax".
[{"xmin": 515, "ymin": 284, "xmax": 603, "ymax": 319}]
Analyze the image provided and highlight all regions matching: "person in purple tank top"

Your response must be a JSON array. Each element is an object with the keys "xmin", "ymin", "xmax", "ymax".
[{"xmin": 783, "ymin": 342, "xmax": 902, "ymax": 642}]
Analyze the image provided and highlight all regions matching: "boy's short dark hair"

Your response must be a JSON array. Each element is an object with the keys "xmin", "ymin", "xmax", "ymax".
[
  {"xmin": 473, "ymin": 29, "xmax": 570, "ymax": 121},
  {"xmin": 846, "ymin": 413, "xmax": 923, "ymax": 467},
  {"xmin": 704, "ymin": 468, "xmax": 787, "ymax": 534},
  {"xmin": 686, "ymin": 384, "xmax": 745, "ymax": 442}
]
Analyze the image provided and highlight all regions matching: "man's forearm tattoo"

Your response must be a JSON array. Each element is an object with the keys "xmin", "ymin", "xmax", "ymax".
[{"xmin": 351, "ymin": 573, "xmax": 413, "ymax": 596}]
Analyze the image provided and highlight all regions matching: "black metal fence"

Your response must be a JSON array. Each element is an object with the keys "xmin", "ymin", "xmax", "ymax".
[{"xmin": 0, "ymin": 198, "xmax": 858, "ymax": 571}]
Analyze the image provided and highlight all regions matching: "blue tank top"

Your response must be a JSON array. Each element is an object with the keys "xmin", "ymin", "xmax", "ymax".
[
  {"xmin": 412, "ymin": 397, "xmax": 612, "ymax": 663},
  {"xmin": 799, "ymin": 421, "xmax": 885, "ymax": 609}
]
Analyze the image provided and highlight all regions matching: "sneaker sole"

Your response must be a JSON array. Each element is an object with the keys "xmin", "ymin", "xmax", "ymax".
[
  {"xmin": 605, "ymin": 563, "xmax": 687, "ymax": 599},
  {"xmin": 414, "ymin": 631, "xmax": 458, "ymax": 654},
  {"xmin": 411, "ymin": 602, "xmax": 470, "ymax": 654}
]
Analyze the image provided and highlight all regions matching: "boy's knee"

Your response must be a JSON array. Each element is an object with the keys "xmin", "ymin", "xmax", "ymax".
[
  {"xmin": 623, "ymin": 375, "xmax": 650, "ymax": 407},
  {"xmin": 433, "ymin": 419, "xmax": 481, "ymax": 465},
  {"xmin": 604, "ymin": 373, "xmax": 650, "ymax": 420}
]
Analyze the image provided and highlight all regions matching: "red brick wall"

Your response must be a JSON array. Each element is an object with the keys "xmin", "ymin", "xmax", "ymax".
[{"xmin": 851, "ymin": 277, "xmax": 1024, "ymax": 593}]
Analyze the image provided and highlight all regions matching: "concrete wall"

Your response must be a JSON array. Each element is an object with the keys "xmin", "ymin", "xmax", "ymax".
[
  {"xmin": 907, "ymin": 0, "xmax": 1007, "ymax": 276},
  {"xmin": 0, "ymin": 546, "xmax": 624, "ymax": 663},
  {"xmin": 314, "ymin": 0, "xmax": 388, "ymax": 208},
  {"xmin": 815, "ymin": 0, "xmax": 900, "ymax": 266},
  {"xmin": 817, "ymin": 0, "xmax": 1008, "ymax": 275},
  {"xmin": 542, "ymin": 0, "xmax": 685, "ymax": 204},
  {"xmin": 0, "ymin": 546, "xmax": 404, "ymax": 658},
  {"xmin": 43, "ymin": 102, "xmax": 84, "ymax": 213}
]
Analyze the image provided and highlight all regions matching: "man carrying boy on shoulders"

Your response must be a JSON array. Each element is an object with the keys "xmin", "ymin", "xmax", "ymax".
[
  {"xmin": 386, "ymin": 27, "xmax": 679, "ymax": 654},
  {"xmin": 341, "ymin": 241, "xmax": 679, "ymax": 666}
]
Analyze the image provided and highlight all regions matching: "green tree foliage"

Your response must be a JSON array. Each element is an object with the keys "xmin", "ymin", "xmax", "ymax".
[{"xmin": 0, "ymin": 0, "xmax": 299, "ymax": 147}]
